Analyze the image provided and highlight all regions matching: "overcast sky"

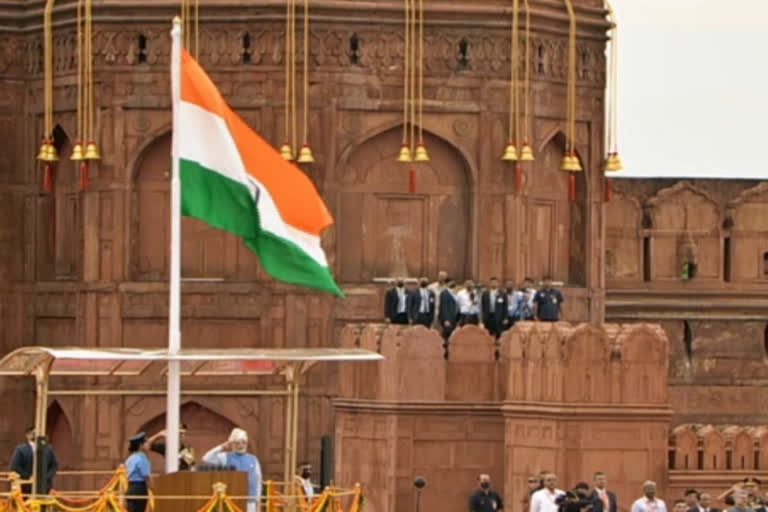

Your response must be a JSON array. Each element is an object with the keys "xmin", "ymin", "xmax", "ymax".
[{"xmin": 609, "ymin": 0, "xmax": 768, "ymax": 179}]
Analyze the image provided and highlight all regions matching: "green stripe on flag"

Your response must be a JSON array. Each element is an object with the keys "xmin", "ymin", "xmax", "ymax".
[{"xmin": 180, "ymin": 158, "xmax": 343, "ymax": 297}]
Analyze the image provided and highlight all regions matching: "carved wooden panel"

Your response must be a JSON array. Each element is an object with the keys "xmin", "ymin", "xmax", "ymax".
[{"xmin": 337, "ymin": 127, "xmax": 468, "ymax": 281}]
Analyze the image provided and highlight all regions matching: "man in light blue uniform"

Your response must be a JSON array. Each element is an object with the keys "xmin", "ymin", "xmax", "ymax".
[{"xmin": 202, "ymin": 428, "xmax": 262, "ymax": 512}]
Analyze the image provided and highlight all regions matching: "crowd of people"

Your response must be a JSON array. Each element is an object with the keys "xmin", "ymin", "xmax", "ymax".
[
  {"xmin": 384, "ymin": 271, "xmax": 565, "ymax": 339},
  {"xmin": 468, "ymin": 472, "xmax": 768, "ymax": 512},
  {"xmin": 8, "ymin": 425, "xmax": 319, "ymax": 512}
]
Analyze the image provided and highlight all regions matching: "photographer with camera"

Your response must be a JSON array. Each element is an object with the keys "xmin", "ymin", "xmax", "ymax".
[{"xmin": 555, "ymin": 483, "xmax": 596, "ymax": 512}]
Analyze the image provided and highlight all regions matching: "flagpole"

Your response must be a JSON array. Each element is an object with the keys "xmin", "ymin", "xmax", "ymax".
[{"xmin": 166, "ymin": 15, "xmax": 182, "ymax": 474}]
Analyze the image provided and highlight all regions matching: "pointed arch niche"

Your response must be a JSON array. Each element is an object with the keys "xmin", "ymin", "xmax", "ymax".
[
  {"xmin": 335, "ymin": 127, "xmax": 471, "ymax": 282},
  {"xmin": 37, "ymin": 124, "xmax": 82, "ymax": 281},
  {"xmin": 528, "ymin": 132, "xmax": 586, "ymax": 285},
  {"xmin": 130, "ymin": 132, "xmax": 262, "ymax": 281},
  {"xmin": 46, "ymin": 401, "xmax": 75, "ymax": 487}
]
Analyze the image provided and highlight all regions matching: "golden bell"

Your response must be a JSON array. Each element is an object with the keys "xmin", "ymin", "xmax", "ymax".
[
  {"xmin": 501, "ymin": 142, "xmax": 519, "ymax": 161},
  {"xmin": 567, "ymin": 151, "xmax": 584, "ymax": 172},
  {"xmin": 397, "ymin": 143, "xmax": 412, "ymax": 162},
  {"xmin": 36, "ymin": 141, "xmax": 49, "ymax": 161},
  {"xmin": 70, "ymin": 141, "xmax": 85, "ymax": 161},
  {"xmin": 279, "ymin": 142, "xmax": 294, "ymax": 161},
  {"xmin": 83, "ymin": 141, "xmax": 100, "ymax": 160},
  {"xmin": 519, "ymin": 142, "xmax": 535, "ymax": 161},
  {"xmin": 560, "ymin": 152, "xmax": 582, "ymax": 172},
  {"xmin": 605, "ymin": 152, "xmax": 624, "ymax": 172},
  {"xmin": 414, "ymin": 142, "xmax": 430, "ymax": 162},
  {"xmin": 46, "ymin": 143, "xmax": 59, "ymax": 162},
  {"xmin": 297, "ymin": 144, "xmax": 315, "ymax": 163}
]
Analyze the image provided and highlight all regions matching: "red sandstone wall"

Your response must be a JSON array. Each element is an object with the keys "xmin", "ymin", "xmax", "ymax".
[{"xmin": 335, "ymin": 322, "xmax": 671, "ymax": 512}]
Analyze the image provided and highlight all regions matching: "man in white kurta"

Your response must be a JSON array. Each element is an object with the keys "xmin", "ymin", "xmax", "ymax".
[
  {"xmin": 202, "ymin": 428, "xmax": 262, "ymax": 512},
  {"xmin": 530, "ymin": 473, "xmax": 565, "ymax": 512},
  {"xmin": 631, "ymin": 481, "xmax": 668, "ymax": 512}
]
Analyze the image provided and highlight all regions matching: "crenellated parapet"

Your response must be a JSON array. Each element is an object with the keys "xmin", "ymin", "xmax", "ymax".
[{"xmin": 334, "ymin": 321, "xmax": 672, "ymax": 512}]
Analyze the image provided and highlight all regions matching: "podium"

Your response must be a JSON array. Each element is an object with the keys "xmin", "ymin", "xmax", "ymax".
[{"xmin": 152, "ymin": 471, "xmax": 248, "ymax": 512}]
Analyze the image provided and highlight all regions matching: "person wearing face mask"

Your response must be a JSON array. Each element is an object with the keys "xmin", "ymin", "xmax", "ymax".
[
  {"xmin": 470, "ymin": 473, "xmax": 504, "ymax": 512},
  {"xmin": 407, "ymin": 277, "xmax": 436, "ymax": 327},
  {"xmin": 294, "ymin": 462, "xmax": 317, "ymax": 510},
  {"xmin": 384, "ymin": 278, "xmax": 409, "ymax": 325},
  {"xmin": 202, "ymin": 428, "xmax": 262, "ymax": 512}
]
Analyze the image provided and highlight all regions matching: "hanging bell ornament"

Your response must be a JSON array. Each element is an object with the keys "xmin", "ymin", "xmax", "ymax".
[
  {"xmin": 560, "ymin": 151, "xmax": 582, "ymax": 172},
  {"xmin": 297, "ymin": 143, "xmax": 315, "ymax": 163},
  {"xmin": 604, "ymin": 152, "xmax": 624, "ymax": 172},
  {"xmin": 279, "ymin": 142, "xmax": 294, "ymax": 161},
  {"xmin": 46, "ymin": 142, "xmax": 59, "ymax": 162},
  {"xmin": 70, "ymin": 141, "xmax": 85, "ymax": 161},
  {"xmin": 519, "ymin": 141, "xmax": 535, "ymax": 161},
  {"xmin": 570, "ymin": 152, "xmax": 583, "ymax": 172},
  {"xmin": 414, "ymin": 142, "xmax": 430, "ymax": 162},
  {"xmin": 397, "ymin": 143, "xmax": 412, "ymax": 163},
  {"xmin": 501, "ymin": 142, "xmax": 519, "ymax": 161},
  {"xmin": 36, "ymin": 139, "xmax": 50, "ymax": 161},
  {"xmin": 83, "ymin": 141, "xmax": 100, "ymax": 160}
]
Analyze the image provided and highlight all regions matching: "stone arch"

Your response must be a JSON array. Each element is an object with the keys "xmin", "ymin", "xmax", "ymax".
[
  {"xmin": 136, "ymin": 401, "xmax": 239, "ymax": 469},
  {"xmin": 46, "ymin": 400, "xmax": 74, "ymax": 467},
  {"xmin": 699, "ymin": 425, "xmax": 726, "ymax": 470},
  {"xmin": 334, "ymin": 126, "xmax": 471, "ymax": 282},
  {"xmin": 646, "ymin": 181, "xmax": 721, "ymax": 281},
  {"xmin": 529, "ymin": 131, "xmax": 586, "ymax": 285},
  {"xmin": 335, "ymin": 119, "xmax": 479, "ymax": 188},
  {"xmin": 728, "ymin": 428, "xmax": 754, "ymax": 470},
  {"xmin": 726, "ymin": 183, "xmax": 768, "ymax": 281},
  {"xmin": 129, "ymin": 132, "xmax": 251, "ymax": 281},
  {"xmin": 671, "ymin": 424, "xmax": 699, "ymax": 470}
]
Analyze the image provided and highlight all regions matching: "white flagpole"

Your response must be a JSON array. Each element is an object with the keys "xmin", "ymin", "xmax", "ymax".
[{"xmin": 166, "ymin": 15, "xmax": 182, "ymax": 474}]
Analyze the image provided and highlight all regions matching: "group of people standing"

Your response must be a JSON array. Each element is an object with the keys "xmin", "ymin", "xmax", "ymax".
[
  {"xmin": 124, "ymin": 426, "xmax": 262, "ymax": 512},
  {"xmin": 123, "ymin": 425, "xmax": 318, "ymax": 512},
  {"xmin": 467, "ymin": 470, "xmax": 767, "ymax": 512},
  {"xmin": 385, "ymin": 272, "xmax": 565, "ymax": 340}
]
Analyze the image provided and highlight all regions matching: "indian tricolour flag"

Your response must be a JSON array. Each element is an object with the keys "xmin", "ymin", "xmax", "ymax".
[{"xmin": 172, "ymin": 48, "xmax": 341, "ymax": 296}]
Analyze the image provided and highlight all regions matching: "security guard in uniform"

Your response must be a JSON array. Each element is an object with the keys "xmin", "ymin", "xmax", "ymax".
[
  {"xmin": 533, "ymin": 276, "xmax": 564, "ymax": 322},
  {"xmin": 469, "ymin": 474, "xmax": 504, "ymax": 512}
]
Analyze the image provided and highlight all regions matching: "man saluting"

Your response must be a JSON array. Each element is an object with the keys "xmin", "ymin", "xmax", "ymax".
[{"xmin": 202, "ymin": 428, "xmax": 262, "ymax": 512}]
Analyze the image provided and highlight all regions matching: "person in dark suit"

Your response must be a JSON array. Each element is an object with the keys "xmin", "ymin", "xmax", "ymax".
[
  {"xmin": 685, "ymin": 489, "xmax": 703, "ymax": 512},
  {"xmin": 384, "ymin": 278, "xmax": 409, "ymax": 324},
  {"xmin": 438, "ymin": 278, "xmax": 459, "ymax": 340},
  {"xmin": 407, "ymin": 277, "xmax": 435, "ymax": 327},
  {"xmin": 590, "ymin": 471, "xmax": 617, "ymax": 512},
  {"xmin": 697, "ymin": 493, "xmax": 720, "ymax": 512},
  {"xmin": 10, "ymin": 426, "xmax": 58, "ymax": 495},
  {"xmin": 481, "ymin": 277, "xmax": 509, "ymax": 338}
]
